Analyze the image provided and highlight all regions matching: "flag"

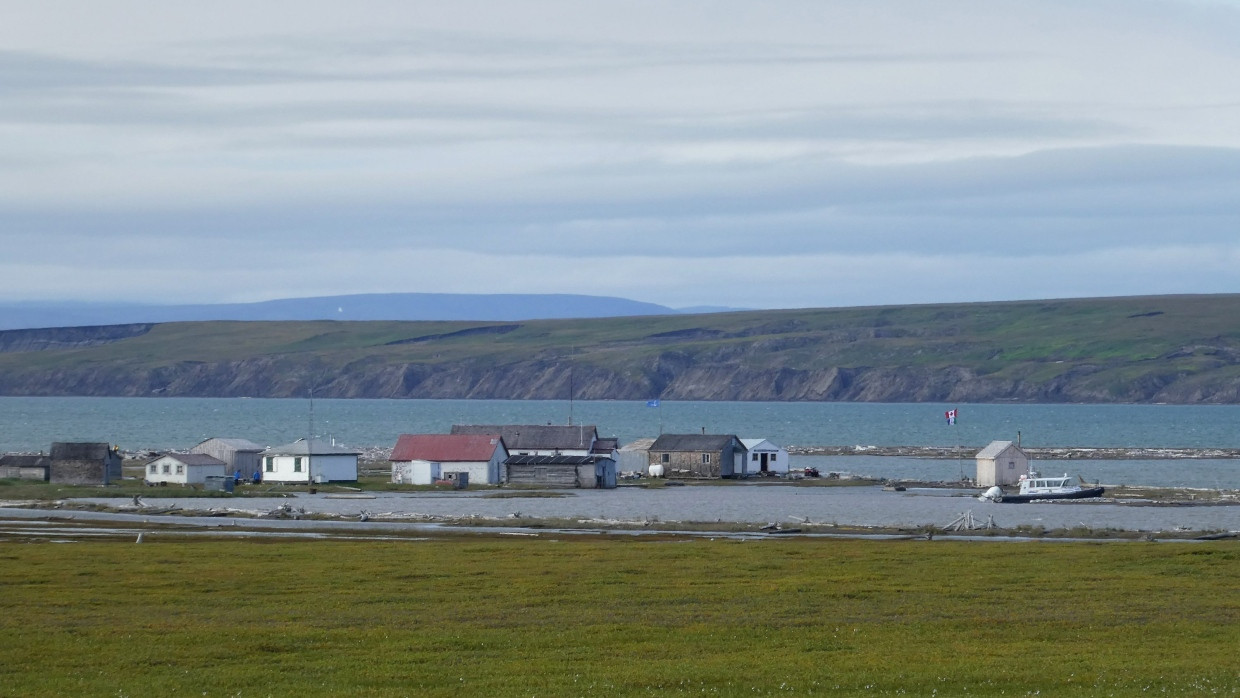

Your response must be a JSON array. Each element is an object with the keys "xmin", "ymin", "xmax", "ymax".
[
  {"xmin": 647, "ymin": 399, "xmax": 660, "ymax": 408},
  {"xmin": 945, "ymin": 408, "xmax": 957, "ymax": 425}
]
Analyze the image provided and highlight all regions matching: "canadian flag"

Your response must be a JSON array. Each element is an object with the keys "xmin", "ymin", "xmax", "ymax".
[{"xmin": 945, "ymin": 408, "xmax": 957, "ymax": 425}]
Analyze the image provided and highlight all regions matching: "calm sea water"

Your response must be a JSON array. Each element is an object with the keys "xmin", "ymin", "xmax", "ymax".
[{"xmin": 2, "ymin": 397, "xmax": 1239, "ymax": 488}]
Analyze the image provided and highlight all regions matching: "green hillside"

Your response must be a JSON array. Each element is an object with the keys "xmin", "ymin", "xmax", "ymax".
[{"xmin": 1, "ymin": 294, "xmax": 1239, "ymax": 402}]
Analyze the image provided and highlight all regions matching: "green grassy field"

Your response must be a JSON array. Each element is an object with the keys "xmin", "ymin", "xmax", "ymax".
[{"xmin": 1, "ymin": 537, "xmax": 1236, "ymax": 696}]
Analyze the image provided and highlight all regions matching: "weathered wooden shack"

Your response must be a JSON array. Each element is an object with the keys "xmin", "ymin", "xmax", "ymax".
[
  {"xmin": 48, "ymin": 442, "xmax": 123, "ymax": 485},
  {"xmin": 0, "ymin": 454, "xmax": 51, "ymax": 481},
  {"xmin": 451, "ymin": 424, "xmax": 599, "ymax": 456},
  {"xmin": 975, "ymin": 440, "xmax": 1029, "ymax": 487},
  {"xmin": 190, "ymin": 437, "xmax": 265, "ymax": 476},
  {"xmin": 504, "ymin": 454, "xmax": 617, "ymax": 489},
  {"xmin": 648, "ymin": 434, "xmax": 748, "ymax": 479}
]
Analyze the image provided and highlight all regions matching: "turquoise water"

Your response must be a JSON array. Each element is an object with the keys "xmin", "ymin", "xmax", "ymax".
[{"xmin": 2, "ymin": 397, "xmax": 1239, "ymax": 453}]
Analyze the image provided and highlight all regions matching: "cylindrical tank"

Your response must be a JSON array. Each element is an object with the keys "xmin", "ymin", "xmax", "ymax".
[{"xmin": 648, "ymin": 463, "xmax": 665, "ymax": 478}]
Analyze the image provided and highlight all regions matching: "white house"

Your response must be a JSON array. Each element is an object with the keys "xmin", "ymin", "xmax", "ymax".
[
  {"xmin": 975, "ymin": 440, "xmax": 1030, "ymax": 487},
  {"xmin": 260, "ymin": 438, "xmax": 359, "ymax": 483},
  {"xmin": 389, "ymin": 433, "xmax": 507, "ymax": 486},
  {"xmin": 145, "ymin": 453, "xmax": 227, "ymax": 486},
  {"xmin": 740, "ymin": 438, "xmax": 790, "ymax": 475}
]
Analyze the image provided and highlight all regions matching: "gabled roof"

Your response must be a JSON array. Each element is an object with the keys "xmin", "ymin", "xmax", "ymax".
[
  {"xmin": 194, "ymin": 437, "xmax": 265, "ymax": 452},
  {"xmin": 619, "ymin": 437, "xmax": 657, "ymax": 452},
  {"xmin": 650, "ymin": 434, "xmax": 745, "ymax": 452},
  {"xmin": 263, "ymin": 438, "xmax": 360, "ymax": 456},
  {"xmin": 976, "ymin": 440, "xmax": 1021, "ymax": 459},
  {"xmin": 50, "ymin": 442, "xmax": 114, "ymax": 460},
  {"xmin": 149, "ymin": 453, "xmax": 227, "ymax": 467},
  {"xmin": 592, "ymin": 437, "xmax": 619, "ymax": 454},
  {"xmin": 740, "ymin": 438, "xmax": 783, "ymax": 452},
  {"xmin": 451, "ymin": 424, "xmax": 598, "ymax": 451},
  {"xmin": 391, "ymin": 434, "xmax": 505, "ymax": 463}
]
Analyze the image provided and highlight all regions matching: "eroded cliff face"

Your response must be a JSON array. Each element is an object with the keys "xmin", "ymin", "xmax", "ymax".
[{"xmin": 2, "ymin": 350, "xmax": 1239, "ymax": 403}]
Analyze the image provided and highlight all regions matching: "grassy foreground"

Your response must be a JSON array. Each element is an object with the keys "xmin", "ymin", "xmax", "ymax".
[{"xmin": 1, "ymin": 538, "xmax": 1236, "ymax": 696}]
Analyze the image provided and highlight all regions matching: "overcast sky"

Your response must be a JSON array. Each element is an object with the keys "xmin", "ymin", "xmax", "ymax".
[{"xmin": 2, "ymin": 1, "xmax": 1239, "ymax": 310}]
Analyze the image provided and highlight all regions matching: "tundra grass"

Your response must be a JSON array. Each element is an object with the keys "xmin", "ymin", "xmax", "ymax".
[{"xmin": 0, "ymin": 538, "xmax": 1236, "ymax": 696}]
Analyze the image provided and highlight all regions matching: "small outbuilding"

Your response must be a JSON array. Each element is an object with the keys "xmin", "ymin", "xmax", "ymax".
[
  {"xmin": 505, "ymin": 454, "xmax": 617, "ymax": 489},
  {"xmin": 975, "ymin": 440, "xmax": 1030, "ymax": 487},
  {"xmin": 259, "ymin": 438, "xmax": 359, "ymax": 483},
  {"xmin": 144, "ymin": 453, "xmax": 227, "ymax": 486},
  {"xmin": 648, "ymin": 434, "xmax": 748, "ymax": 479},
  {"xmin": 740, "ymin": 438, "xmax": 790, "ymax": 475},
  {"xmin": 389, "ymin": 433, "xmax": 508, "ymax": 486},
  {"xmin": 190, "ymin": 438, "xmax": 265, "ymax": 476},
  {"xmin": 48, "ymin": 442, "xmax": 123, "ymax": 485},
  {"xmin": 0, "ymin": 454, "xmax": 51, "ymax": 481},
  {"xmin": 617, "ymin": 437, "xmax": 656, "ymax": 476}
]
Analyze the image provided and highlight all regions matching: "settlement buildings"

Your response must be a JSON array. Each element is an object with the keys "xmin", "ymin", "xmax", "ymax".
[
  {"xmin": 260, "ymin": 438, "xmax": 359, "ymax": 483},
  {"xmin": 390, "ymin": 433, "xmax": 508, "ymax": 485},
  {"xmin": 49, "ymin": 442, "xmax": 123, "ymax": 485},
  {"xmin": 648, "ymin": 434, "xmax": 749, "ymax": 479},
  {"xmin": 190, "ymin": 437, "xmax": 265, "ymax": 478},
  {"xmin": 975, "ymin": 440, "xmax": 1030, "ymax": 487}
]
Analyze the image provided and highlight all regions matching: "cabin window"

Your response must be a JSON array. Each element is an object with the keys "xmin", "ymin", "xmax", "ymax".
[
  {"xmin": 264, "ymin": 457, "xmax": 274, "ymax": 472},
  {"xmin": 175, "ymin": 465, "xmax": 184, "ymax": 475},
  {"xmin": 752, "ymin": 453, "xmax": 760, "ymax": 461},
  {"xmin": 149, "ymin": 464, "xmax": 157, "ymax": 474},
  {"xmin": 661, "ymin": 453, "xmax": 669, "ymax": 463},
  {"xmin": 1007, "ymin": 461, "xmax": 1015, "ymax": 470},
  {"xmin": 701, "ymin": 453, "xmax": 711, "ymax": 464},
  {"xmin": 770, "ymin": 454, "xmax": 776, "ymax": 461},
  {"xmin": 294, "ymin": 457, "xmax": 303, "ymax": 473},
  {"xmin": 162, "ymin": 464, "xmax": 171, "ymax": 474}
]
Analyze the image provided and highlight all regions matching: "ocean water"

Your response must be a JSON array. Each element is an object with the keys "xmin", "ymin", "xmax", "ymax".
[{"xmin": 2, "ymin": 397, "xmax": 1239, "ymax": 488}]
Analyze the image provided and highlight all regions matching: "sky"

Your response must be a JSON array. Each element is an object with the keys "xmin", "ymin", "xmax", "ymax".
[{"xmin": 2, "ymin": 0, "xmax": 1239, "ymax": 310}]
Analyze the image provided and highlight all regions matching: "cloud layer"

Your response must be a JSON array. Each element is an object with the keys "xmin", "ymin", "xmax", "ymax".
[{"xmin": 2, "ymin": 0, "xmax": 1238, "ymax": 308}]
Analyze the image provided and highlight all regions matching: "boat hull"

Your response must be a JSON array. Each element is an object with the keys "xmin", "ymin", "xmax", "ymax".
[{"xmin": 998, "ymin": 486, "xmax": 1105, "ymax": 503}]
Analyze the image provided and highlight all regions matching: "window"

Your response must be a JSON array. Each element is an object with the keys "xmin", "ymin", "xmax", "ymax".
[
  {"xmin": 294, "ymin": 457, "xmax": 303, "ymax": 473},
  {"xmin": 770, "ymin": 453, "xmax": 777, "ymax": 462},
  {"xmin": 162, "ymin": 464, "xmax": 171, "ymax": 474},
  {"xmin": 149, "ymin": 464, "xmax": 157, "ymax": 474},
  {"xmin": 175, "ymin": 465, "xmax": 184, "ymax": 475},
  {"xmin": 752, "ymin": 453, "xmax": 759, "ymax": 462},
  {"xmin": 265, "ymin": 457, "xmax": 274, "ymax": 472},
  {"xmin": 1008, "ymin": 461, "xmax": 1015, "ymax": 470},
  {"xmin": 701, "ymin": 453, "xmax": 711, "ymax": 464},
  {"xmin": 661, "ymin": 453, "xmax": 669, "ymax": 463}
]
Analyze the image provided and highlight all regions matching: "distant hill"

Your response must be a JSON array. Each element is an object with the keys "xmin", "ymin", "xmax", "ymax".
[
  {"xmin": 2, "ymin": 294, "xmax": 1239, "ymax": 404},
  {"xmin": 0, "ymin": 293, "xmax": 682, "ymax": 330}
]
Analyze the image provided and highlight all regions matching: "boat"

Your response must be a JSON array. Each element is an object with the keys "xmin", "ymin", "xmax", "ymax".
[{"xmin": 984, "ymin": 472, "xmax": 1105, "ymax": 503}]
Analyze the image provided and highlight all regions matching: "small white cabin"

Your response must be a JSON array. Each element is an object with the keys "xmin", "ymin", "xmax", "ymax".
[
  {"xmin": 145, "ymin": 453, "xmax": 227, "ymax": 486},
  {"xmin": 975, "ymin": 440, "xmax": 1029, "ymax": 487},
  {"xmin": 260, "ymin": 438, "xmax": 359, "ymax": 483},
  {"xmin": 740, "ymin": 438, "xmax": 790, "ymax": 475}
]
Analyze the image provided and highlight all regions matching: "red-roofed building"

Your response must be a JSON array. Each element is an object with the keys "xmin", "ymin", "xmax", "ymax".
[{"xmin": 390, "ymin": 433, "xmax": 508, "ymax": 485}]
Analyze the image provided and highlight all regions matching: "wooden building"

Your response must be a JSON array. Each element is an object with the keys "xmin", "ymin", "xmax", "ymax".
[
  {"xmin": 505, "ymin": 454, "xmax": 617, "ymax": 489},
  {"xmin": 144, "ymin": 453, "xmax": 227, "ymax": 486},
  {"xmin": 648, "ymin": 434, "xmax": 748, "ymax": 479},
  {"xmin": 975, "ymin": 440, "xmax": 1029, "ymax": 487},
  {"xmin": 390, "ymin": 433, "xmax": 507, "ymax": 485},
  {"xmin": 260, "ymin": 438, "xmax": 359, "ymax": 483},
  {"xmin": 451, "ymin": 424, "xmax": 599, "ymax": 456},
  {"xmin": 0, "ymin": 454, "xmax": 51, "ymax": 481},
  {"xmin": 48, "ymin": 442, "xmax": 123, "ymax": 485},
  {"xmin": 740, "ymin": 438, "xmax": 790, "ymax": 475},
  {"xmin": 190, "ymin": 438, "xmax": 265, "ymax": 478}
]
